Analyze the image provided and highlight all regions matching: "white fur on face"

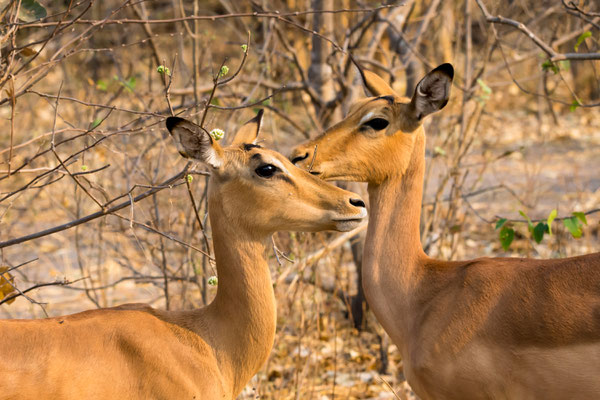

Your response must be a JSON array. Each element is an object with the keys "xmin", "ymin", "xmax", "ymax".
[
  {"xmin": 359, "ymin": 112, "xmax": 375, "ymax": 126},
  {"xmin": 264, "ymin": 157, "xmax": 289, "ymax": 176}
]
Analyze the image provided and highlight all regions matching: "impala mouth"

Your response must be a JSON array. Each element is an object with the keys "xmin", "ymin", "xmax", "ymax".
[
  {"xmin": 309, "ymin": 170, "xmax": 322, "ymax": 176},
  {"xmin": 333, "ymin": 218, "xmax": 364, "ymax": 223},
  {"xmin": 332, "ymin": 207, "xmax": 367, "ymax": 231},
  {"xmin": 333, "ymin": 218, "xmax": 366, "ymax": 232}
]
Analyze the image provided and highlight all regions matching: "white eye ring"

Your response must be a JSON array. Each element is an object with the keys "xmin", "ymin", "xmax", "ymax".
[{"xmin": 359, "ymin": 112, "xmax": 375, "ymax": 126}]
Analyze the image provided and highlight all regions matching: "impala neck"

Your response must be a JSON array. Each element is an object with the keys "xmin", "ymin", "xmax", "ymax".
[
  {"xmin": 206, "ymin": 198, "xmax": 276, "ymax": 395},
  {"xmin": 363, "ymin": 130, "xmax": 427, "ymax": 348}
]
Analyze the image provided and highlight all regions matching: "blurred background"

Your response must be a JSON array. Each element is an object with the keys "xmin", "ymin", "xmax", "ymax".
[{"xmin": 1, "ymin": 0, "xmax": 599, "ymax": 398}]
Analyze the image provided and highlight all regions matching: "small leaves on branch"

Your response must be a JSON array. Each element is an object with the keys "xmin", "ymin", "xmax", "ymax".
[
  {"xmin": 186, "ymin": 174, "xmax": 193, "ymax": 183},
  {"xmin": 495, "ymin": 209, "xmax": 589, "ymax": 250},
  {"xmin": 541, "ymin": 60, "xmax": 570, "ymax": 75},
  {"xmin": 219, "ymin": 65, "xmax": 229, "ymax": 78},
  {"xmin": 241, "ymin": 44, "xmax": 248, "ymax": 53},
  {"xmin": 209, "ymin": 128, "xmax": 225, "ymax": 141},
  {"xmin": 208, "ymin": 276, "xmax": 218, "ymax": 286},
  {"xmin": 157, "ymin": 65, "xmax": 171, "ymax": 76}
]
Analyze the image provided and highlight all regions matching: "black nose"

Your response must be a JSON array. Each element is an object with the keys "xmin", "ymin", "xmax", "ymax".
[
  {"xmin": 291, "ymin": 152, "xmax": 309, "ymax": 165},
  {"xmin": 349, "ymin": 198, "xmax": 366, "ymax": 208}
]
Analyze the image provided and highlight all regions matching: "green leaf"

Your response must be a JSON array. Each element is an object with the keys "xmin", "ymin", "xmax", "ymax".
[
  {"xmin": 541, "ymin": 60, "xmax": 559, "ymax": 74},
  {"xmin": 573, "ymin": 212, "xmax": 587, "ymax": 225},
  {"xmin": 495, "ymin": 218, "xmax": 507, "ymax": 230},
  {"xmin": 574, "ymin": 31, "xmax": 592, "ymax": 52},
  {"xmin": 120, "ymin": 76, "xmax": 136, "ymax": 93},
  {"xmin": 532, "ymin": 222, "xmax": 546, "ymax": 244},
  {"xmin": 563, "ymin": 217, "xmax": 582, "ymax": 238},
  {"xmin": 219, "ymin": 65, "xmax": 229, "ymax": 77},
  {"xmin": 19, "ymin": 0, "xmax": 47, "ymax": 22},
  {"xmin": 96, "ymin": 79, "xmax": 108, "ymax": 91},
  {"xmin": 499, "ymin": 226, "xmax": 515, "ymax": 251},
  {"xmin": 90, "ymin": 118, "xmax": 102, "ymax": 129},
  {"xmin": 570, "ymin": 99, "xmax": 581, "ymax": 112},
  {"xmin": 434, "ymin": 146, "xmax": 446, "ymax": 156},
  {"xmin": 547, "ymin": 209, "xmax": 557, "ymax": 235},
  {"xmin": 477, "ymin": 78, "xmax": 492, "ymax": 95},
  {"xmin": 519, "ymin": 210, "xmax": 533, "ymax": 232}
]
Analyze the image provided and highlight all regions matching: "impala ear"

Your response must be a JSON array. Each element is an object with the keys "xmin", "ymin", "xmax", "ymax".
[
  {"xmin": 166, "ymin": 117, "xmax": 223, "ymax": 169},
  {"xmin": 410, "ymin": 63, "xmax": 454, "ymax": 120},
  {"xmin": 361, "ymin": 70, "xmax": 397, "ymax": 97},
  {"xmin": 230, "ymin": 109, "xmax": 263, "ymax": 146}
]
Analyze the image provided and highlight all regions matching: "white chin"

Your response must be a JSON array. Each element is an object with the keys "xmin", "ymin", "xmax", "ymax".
[{"xmin": 333, "ymin": 220, "xmax": 363, "ymax": 232}]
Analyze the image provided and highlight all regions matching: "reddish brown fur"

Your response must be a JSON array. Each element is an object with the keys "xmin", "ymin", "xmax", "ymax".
[{"xmin": 291, "ymin": 66, "xmax": 600, "ymax": 399}]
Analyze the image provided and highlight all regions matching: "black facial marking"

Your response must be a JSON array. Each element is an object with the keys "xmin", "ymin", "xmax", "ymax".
[
  {"xmin": 379, "ymin": 95, "xmax": 395, "ymax": 104},
  {"xmin": 279, "ymin": 174, "xmax": 296, "ymax": 187},
  {"xmin": 244, "ymin": 143, "xmax": 262, "ymax": 151}
]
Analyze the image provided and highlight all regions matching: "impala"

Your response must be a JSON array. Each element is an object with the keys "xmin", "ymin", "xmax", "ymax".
[
  {"xmin": 291, "ymin": 64, "xmax": 600, "ymax": 399},
  {"xmin": 0, "ymin": 111, "xmax": 367, "ymax": 399}
]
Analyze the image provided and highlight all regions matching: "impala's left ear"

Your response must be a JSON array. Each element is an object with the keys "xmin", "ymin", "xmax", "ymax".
[
  {"xmin": 361, "ymin": 70, "xmax": 397, "ymax": 97},
  {"xmin": 410, "ymin": 63, "xmax": 454, "ymax": 120},
  {"xmin": 230, "ymin": 109, "xmax": 264, "ymax": 146}
]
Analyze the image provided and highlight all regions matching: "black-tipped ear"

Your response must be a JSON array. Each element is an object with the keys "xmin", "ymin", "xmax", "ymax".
[
  {"xmin": 230, "ymin": 109, "xmax": 263, "ymax": 146},
  {"xmin": 411, "ymin": 63, "xmax": 454, "ymax": 120},
  {"xmin": 165, "ymin": 116, "xmax": 184, "ymax": 133},
  {"xmin": 165, "ymin": 116, "xmax": 223, "ymax": 169}
]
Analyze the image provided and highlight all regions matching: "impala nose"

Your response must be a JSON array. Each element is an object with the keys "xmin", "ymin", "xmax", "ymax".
[{"xmin": 350, "ymin": 198, "xmax": 366, "ymax": 208}]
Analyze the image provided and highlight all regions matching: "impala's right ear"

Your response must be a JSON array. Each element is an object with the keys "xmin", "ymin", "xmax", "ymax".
[
  {"xmin": 166, "ymin": 117, "xmax": 223, "ymax": 169},
  {"xmin": 410, "ymin": 63, "xmax": 454, "ymax": 120},
  {"xmin": 230, "ymin": 109, "xmax": 263, "ymax": 146},
  {"xmin": 361, "ymin": 70, "xmax": 397, "ymax": 97}
]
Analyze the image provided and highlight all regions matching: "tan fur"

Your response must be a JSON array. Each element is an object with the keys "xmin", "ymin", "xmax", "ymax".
[
  {"xmin": 0, "ymin": 113, "xmax": 366, "ymax": 400},
  {"xmin": 291, "ymin": 66, "xmax": 600, "ymax": 399}
]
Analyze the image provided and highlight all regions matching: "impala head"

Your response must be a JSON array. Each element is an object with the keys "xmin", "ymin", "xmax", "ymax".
[
  {"xmin": 291, "ymin": 64, "xmax": 454, "ymax": 184},
  {"xmin": 166, "ymin": 111, "xmax": 366, "ymax": 234}
]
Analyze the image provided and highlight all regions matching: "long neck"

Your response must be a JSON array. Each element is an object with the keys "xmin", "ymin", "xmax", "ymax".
[
  {"xmin": 205, "ymin": 199, "xmax": 276, "ymax": 395},
  {"xmin": 362, "ymin": 131, "xmax": 427, "ymax": 348}
]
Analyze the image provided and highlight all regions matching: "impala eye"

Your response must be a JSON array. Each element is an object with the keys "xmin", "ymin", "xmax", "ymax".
[
  {"xmin": 362, "ymin": 118, "xmax": 389, "ymax": 131},
  {"xmin": 255, "ymin": 164, "xmax": 278, "ymax": 178}
]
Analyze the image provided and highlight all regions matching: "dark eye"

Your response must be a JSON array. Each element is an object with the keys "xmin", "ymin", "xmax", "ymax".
[
  {"xmin": 362, "ymin": 118, "xmax": 389, "ymax": 131},
  {"xmin": 255, "ymin": 164, "xmax": 278, "ymax": 178}
]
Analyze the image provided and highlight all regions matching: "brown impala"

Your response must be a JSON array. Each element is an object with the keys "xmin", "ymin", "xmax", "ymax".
[
  {"xmin": 0, "ymin": 111, "xmax": 367, "ymax": 399},
  {"xmin": 291, "ymin": 64, "xmax": 600, "ymax": 399}
]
